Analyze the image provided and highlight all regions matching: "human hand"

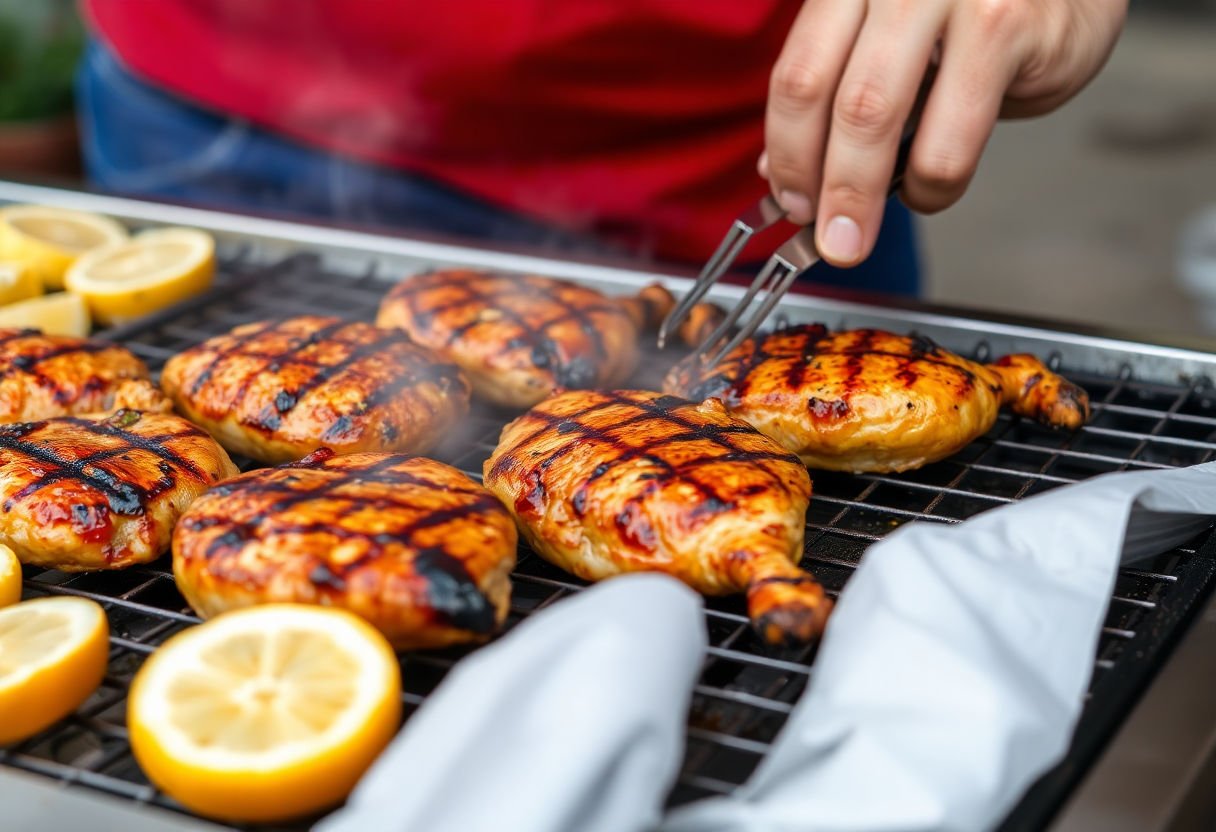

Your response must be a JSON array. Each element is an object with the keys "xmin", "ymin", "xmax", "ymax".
[{"xmin": 761, "ymin": 0, "xmax": 1128, "ymax": 267}]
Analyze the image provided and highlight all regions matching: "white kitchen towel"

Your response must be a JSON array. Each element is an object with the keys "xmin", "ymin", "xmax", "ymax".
[
  {"xmin": 662, "ymin": 460, "xmax": 1216, "ymax": 832},
  {"xmin": 315, "ymin": 574, "xmax": 706, "ymax": 832}
]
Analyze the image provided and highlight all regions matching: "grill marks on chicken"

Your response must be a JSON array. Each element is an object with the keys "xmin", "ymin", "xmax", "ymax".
[
  {"xmin": 485, "ymin": 389, "xmax": 830, "ymax": 644},
  {"xmin": 173, "ymin": 451, "xmax": 516, "ymax": 649},
  {"xmin": 0, "ymin": 410, "xmax": 237, "ymax": 570},
  {"xmin": 665, "ymin": 325, "xmax": 1091, "ymax": 473},
  {"xmin": 160, "ymin": 316, "xmax": 470, "ymax": 463},
  {"xmin": 376, "ymin": 270, "xmax": 700, "ymax": 409},
  {"xmin": 0, "ymin": 328, "xmax": 170, "ymax": 422}
]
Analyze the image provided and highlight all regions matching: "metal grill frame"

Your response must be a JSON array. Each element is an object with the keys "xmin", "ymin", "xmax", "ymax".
[{"xmin": 1, "ymin": 184, "xmax": 1216, "ymax": 830}]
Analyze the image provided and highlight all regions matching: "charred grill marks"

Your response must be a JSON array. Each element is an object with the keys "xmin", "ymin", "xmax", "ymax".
[
  {"xmin": 683, "ymin": 326, "xmax": 976, "ymax": 406},
  {"xmin": 197, "ymin": 457, "xmax": 501, "ymax": 627},
  {"xmin": 182, "ymin": 318, "xmax": 461, "ymax": 435},
  {"xmin": 497, "ymin": 393, "xmax": 801, "ymax": 548},
  {"xmin": 186, "ymin": 319, "xmax": 279, "ymax": 397},
  {"xmin": 0, "ymin": 417, "xmax": 209, "ymax": 516},
  {"xmin": 413, "ymin": 549, "xmax": 497, "ymax": 633},
  {"xmin": 0, "ymin": 338, "xmax": 120, "ymax": 404},
  {"xmin": 391, "ymin": 272, "xmax": 630, "ymax": 386}
]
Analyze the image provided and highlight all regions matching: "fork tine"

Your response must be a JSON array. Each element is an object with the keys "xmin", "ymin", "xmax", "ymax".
[
  {"xmin": 686, "ymin": 252, "xmax": 783, "ymax": 363},
  {"xmin": 704, "ymin": 259, "xmax": 801, "ymax": 367},
  {"xmin": 658, "ymin": 195, "xmax": 787, "ymax": 348},
  {"xmin": 658, "ymin": 222, "xmax": 750, "ymax": 349}
]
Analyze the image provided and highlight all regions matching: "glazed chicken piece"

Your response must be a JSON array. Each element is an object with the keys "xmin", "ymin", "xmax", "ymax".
[
  {"xmin": 665, "ymin": 325, "xmax": 1091, "ymax": 473},
  {"xmin": 0, "ymin": 410, "xmax": 237, "ymax": 570},
  {"xmin": 160, "ymin": 316, "xmax": 470, "ymax": 464},
  {"xmin": 174, "ymin": 450, "xmax": 517, "ymax": 650},
  {"xmin": 485, "ymin": 389, "xmax": 830, "ymax": 644},
  {"xmin": 376, "ymin": 269, "xmax": 722, "ymax": 409},
  {"xmin": 0, "ymin": 327, "xmax": 170, "ymax": 422}
]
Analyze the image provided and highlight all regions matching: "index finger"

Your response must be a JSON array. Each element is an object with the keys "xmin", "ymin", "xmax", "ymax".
[{"xmin": 764, "ymin": 0, "xmax": 867, "ymax": 225}]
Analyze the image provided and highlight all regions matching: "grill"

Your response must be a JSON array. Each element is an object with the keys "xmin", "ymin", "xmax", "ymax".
[{"xmin": 3, "ymin": 218, "xmax": 1216, "ymax": 830}]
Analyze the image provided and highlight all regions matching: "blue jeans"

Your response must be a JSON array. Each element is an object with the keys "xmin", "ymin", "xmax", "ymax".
[{"xmin": 76, "ymin": 42, "xmax": 920, "ymax": 295}]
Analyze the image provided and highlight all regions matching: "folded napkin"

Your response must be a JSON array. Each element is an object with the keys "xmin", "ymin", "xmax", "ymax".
[
  {"xmin": 317, "ymin": 462, "xmax": 1216, "ymax": 832},
  {"xmin": 316, "ymin": 574, "xmax": 706, "ymax": 832}
]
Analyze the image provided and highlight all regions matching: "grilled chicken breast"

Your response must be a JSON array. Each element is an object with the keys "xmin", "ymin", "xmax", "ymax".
[
  {"xmin": 0, "ymin": 410, "xmax": 237, "ymax": 570},
  {"xmin": 376, "ymin": 270, "xmax": 721, "ymax": 409},
  {"xmin": 160, "ymin": 316, "xmax": 470, "ymax": 463},
  {"xmin": 174, "ymin": 450, "xmax": 516, "ymax": 650},
  {"xmin": 665, "ymin": 325, "xmax": 1091, "ymax": 473},
  {"xmin": 485, "ymin": 389, "xmax": 830, "ymax": 644},
  {"xmin": 0, "ymin": 328, "xmax": 170, "ymax": 422}
]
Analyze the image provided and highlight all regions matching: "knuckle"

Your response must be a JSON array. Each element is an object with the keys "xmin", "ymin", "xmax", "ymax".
[
  {"xmin": 903, "ymin": 157, "xmax": 972, "ymax": 213},
  {"xmin": 910, "ymin": 151, "xmax": 975, "ymax": 195},
  {"xmin": 974, "ymin": 0, "xmax": 1022, "ymax": 36},
  {"xmin": 771, "ymin": 57, "xmax": 829, "ymax": 107},
  {"xmin": 824, "ymin": 179, "xmax": 872, "ymax": 209},
  {"xmin": 834, "ymin": 79, "xmax": 900, "ymax": 138}
]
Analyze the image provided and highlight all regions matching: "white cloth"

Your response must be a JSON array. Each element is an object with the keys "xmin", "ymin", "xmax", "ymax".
[
  {"xmin": 317, "ymin": 462, "xmax": 1216, "ymax": 832},
  {"xmin": 662, "ymin": 461, "xmax": 1216, "ymax": 832},
  {"xmin": 316, "ymin": 574, "xmax": 706, "ymax": 832}
]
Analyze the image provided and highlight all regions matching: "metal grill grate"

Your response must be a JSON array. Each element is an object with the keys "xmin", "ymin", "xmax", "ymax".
[{"xmin": 3, "ymin": 247, "xmax": 1215, "ymax": 830}]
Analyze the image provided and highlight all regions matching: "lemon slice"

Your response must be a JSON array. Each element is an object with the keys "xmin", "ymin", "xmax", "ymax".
[
  {"xmin": 0, "ymin": 205, "xmax": 128, "ymax": 290},
  {"xmin": 0, "ymin": 262, "xmax": 41, "ymax": 306},
  {"xmin": 0, "ymin": 545, "xmax": 20, "ymax": 608},
  {"xmin": 0, "ymin": 596, "xmax": 109, "ymax": 744},
  {"xmin": 65, "ymin": 227, "xmax": 215, "ymax": 326},
  {"xmin": 128, "ymin": 604, "xmax": 401, "ymax": 823},
  {"xmin": 0, "ymin": 292, "xmax": 90, "ymax": 337}
]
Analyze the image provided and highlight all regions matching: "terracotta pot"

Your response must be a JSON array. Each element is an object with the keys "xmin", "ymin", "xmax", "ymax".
[{"xmin": 0, "ymin": 113, "xmax": 80, "ymax": 179}]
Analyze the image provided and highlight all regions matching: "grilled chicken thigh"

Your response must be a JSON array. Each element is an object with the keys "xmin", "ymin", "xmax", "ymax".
[
  {"xmin": 160, "ymin": 316, "xmax": 470, "ymax": 463},
  {"xmin": 174, "ymin": 450, "xmax": 516, "ymax": 650},
  {"xmin": 665, "ymin": 325, "xmax": 1091, "ymax": 473},
  {"xmin": 376, "ymin": 270, "xmax": 721, "ymax": 409},
  {"xmin": 485, "ymin": 389, "xmax": 830, "ymax": 644},
  {"xmin": 0, "ymin": 410, "xmax": 237, "ymax": 570},
  {"xmin": 0, "ymin": 328, "xmax": 170, "ymax": 422}
]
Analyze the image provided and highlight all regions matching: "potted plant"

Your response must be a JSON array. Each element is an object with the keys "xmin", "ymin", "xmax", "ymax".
[{"xmin": 0, "ymin": 1, "xmax": 83, "ymax": 178}]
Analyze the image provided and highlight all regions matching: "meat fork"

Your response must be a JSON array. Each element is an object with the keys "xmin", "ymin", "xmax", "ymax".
[{"xmin": 659, "ymin": 131, "xmax": 915, "ymax": 369}]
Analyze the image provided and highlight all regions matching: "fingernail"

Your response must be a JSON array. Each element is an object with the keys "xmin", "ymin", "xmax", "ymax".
[
  {"xmin": 777, "ymin": 190, "xmax": 813, "ymax": 224},
  {"xmin": 820, "ymin": 216, "xmax": 862, "ymax": 264}
]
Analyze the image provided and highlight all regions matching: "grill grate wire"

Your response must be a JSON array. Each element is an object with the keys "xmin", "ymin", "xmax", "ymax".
[{"xmin": 3, "ymin": 246, "xmax": 1215, "ymax": 830}]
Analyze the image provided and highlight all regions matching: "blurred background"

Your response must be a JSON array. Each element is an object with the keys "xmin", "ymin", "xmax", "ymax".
[{"xmin": 0, "ymin": 0, "xmax": 1212, "ymax": 338}]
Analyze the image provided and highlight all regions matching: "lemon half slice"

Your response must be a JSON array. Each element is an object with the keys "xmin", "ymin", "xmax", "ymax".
[
  {"xmin": 0, "ymin": 205, "xmax": 128, "ymax": 290},
  {"xmin": 128, "ymin": 604, "xmax": 402, "ymax": 823},
  {"xmin": 65, "ymin": 227, "xmax": 216, "ymax": 326},
  {"xmin": 0, "ymin": 545, "xmax": 20, "ymax": 609},
  {"xmin": 0, "ymin": 262, "xmax": 41, "ymax": 306},
  {"xmin": 0, "ymin": 596, "xmax": 109, "ymax": 744},
  {"xmin": 0, "ymin": 292, "xmax": 90, "ymax": 337}
]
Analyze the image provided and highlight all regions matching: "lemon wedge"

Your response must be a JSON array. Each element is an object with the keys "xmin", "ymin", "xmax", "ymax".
[
  {"xmin": 65, "ymin": 227, "xmax": 215, "ymax": 326},
  {"xmin": 128, "ymin": 604, "xmax": 402, "ymax": 823},
  {"xmin": 0, "ymin": 205, "xmax": 127, "ymax": 290},
  {"xmin": 0, "ymin": 596, "xmax": 109, "ymax": 744},
  {"xmin": 0, "ymin": 262, "xmax": 41, "ymax": 306},
  {"xmin": 0, "ymin": 545, "xmax": 20, "ymax": 609},
  {"xmin": 0, "ymin": 292, "xmax": 90, "ymax": 337}
]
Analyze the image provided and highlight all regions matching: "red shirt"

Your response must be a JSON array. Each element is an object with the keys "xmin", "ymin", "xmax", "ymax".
[{"xmin": 84, "ymin": 1, "xmax": 796, "ymax": 262}]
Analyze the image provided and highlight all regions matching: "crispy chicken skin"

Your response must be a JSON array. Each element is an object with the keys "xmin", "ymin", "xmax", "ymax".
[
  {"xmin": 485, "ymin": 389, "xmax": 830, "ymax": 644},
  {"xmin": 0, "ymin": 410, "xmax": 237, "ymax": 570},
  {"xmin": 0, "ymin": 328, "xmax": 170, "ymax": 422},
  {"xmin": 160, "ymin": 316, "xmax": 470, "ymax": 464},
  {"xmin": 173, "ymin": 450, "xmax": 517, "ymax": 650},
  {"xmin": 665, "ymin": 325, "xmax": 1091, "ymax": 473},
  {"xmin": 376, "ymin": 270, "xmax": 720, "ymax": 409}
]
